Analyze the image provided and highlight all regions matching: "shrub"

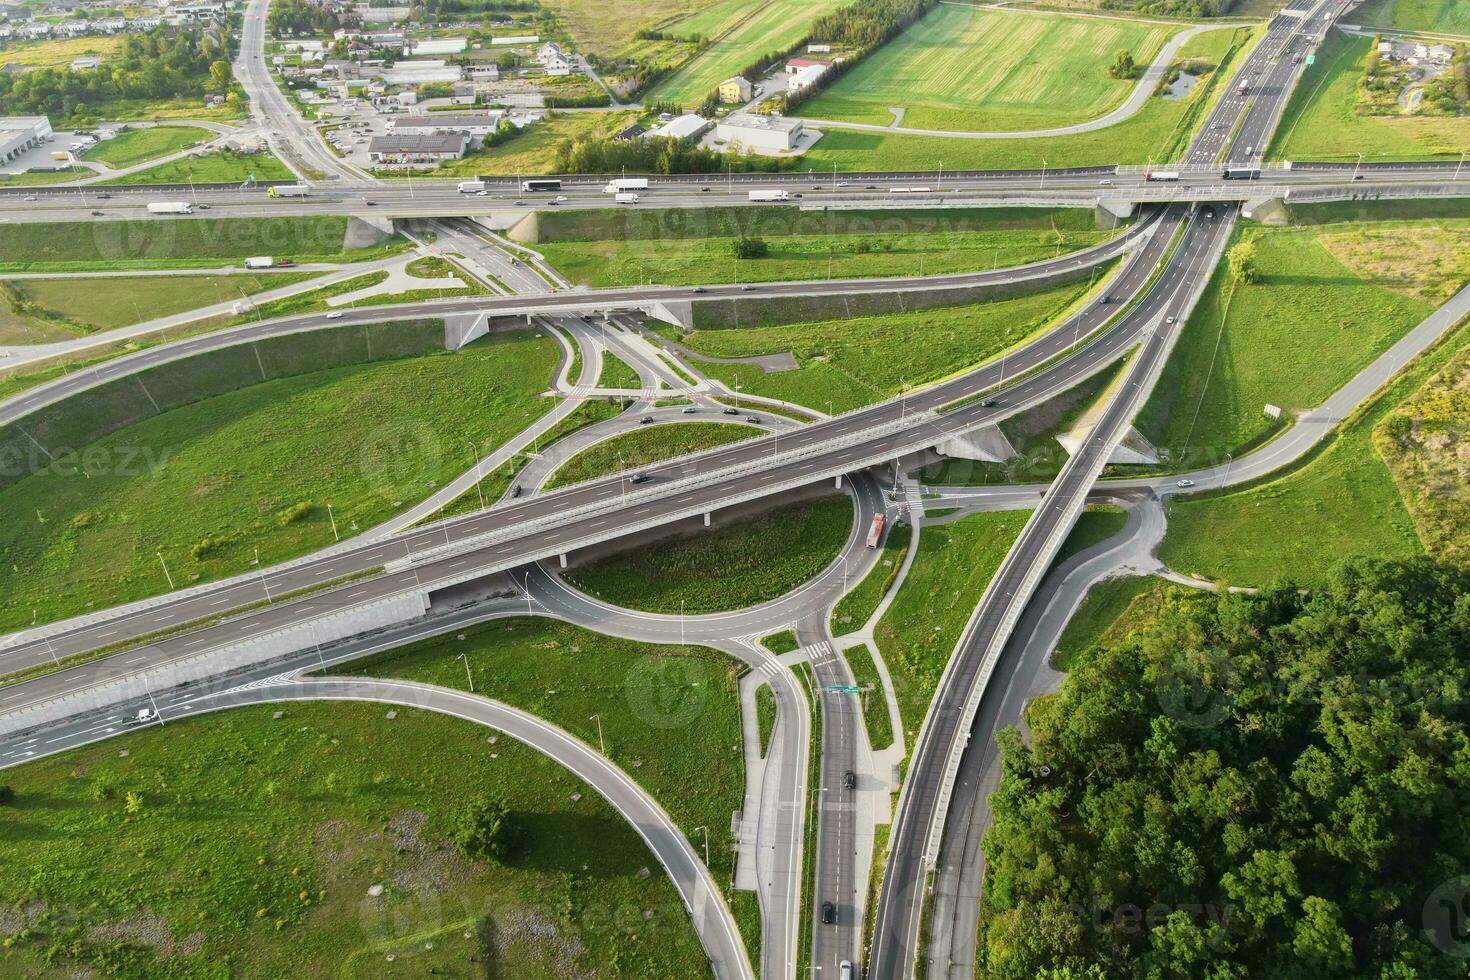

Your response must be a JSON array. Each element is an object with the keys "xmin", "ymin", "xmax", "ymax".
[
  {"xmin": 733, "ymin": 236, "xmax": 769, "ymax": 259},
  {"xmin": 275, "ymin": 501, "xmax": 314, "ymax": 526}
]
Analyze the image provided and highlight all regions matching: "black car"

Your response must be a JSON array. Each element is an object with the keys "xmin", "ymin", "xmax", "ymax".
[
  {"xmin": 843, "ymin": 770, "xmax": 856, "ymax": 790},
  {"xmin": 90, "ymin": 210, "xmax": 104, "ymax": 216},
  {"xmin": 821, "ymin": 902, "xmax": 836, "ymax": 924},
  {"xmin": 640, "ymin": 416, "xmax": 655, "ymax": 425},
  {"xmin": 722, "ymin": 407, "xmax": 739, "ymax": 415},
  {"xmin": 510, "ymin": 484, "xmax": 522, "ymax": 498},
  {"xmin": 1100, "ymin": 294, "xmax": 1111, "ymax": 304},
  {"xmin": 746, "ymin": 416, "xmax": 761, "ymax": 424},
  {"xmin": 95, "ymin": 193, "xmax": 111, "ymax": 199},
  {"xmin": 692, "ymin": 286, "xmax": 707, "ymax": 293},
  {"xmin": 981, "ymin": 398, "xmax": 999, "ymax": 407},
  {"xmin": 630, "ymin": 473, "xmax": 650, "ymax": 484}
]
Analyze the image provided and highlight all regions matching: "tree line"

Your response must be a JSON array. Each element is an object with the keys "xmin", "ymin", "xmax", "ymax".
[
  {"xmin": 978, "ymin": 556, "xmax": 1470, "ymax": 978},
  {"xmin": 552, "ymin": 134, "xmax": 796, "ymax": 174},
  {"xmin": 0, "ymin": 27, "xmax": 236, "ymax": 122}
]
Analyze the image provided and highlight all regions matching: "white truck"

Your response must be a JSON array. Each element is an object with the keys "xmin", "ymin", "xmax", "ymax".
[
  {"xmin": 457, "ymin": 180, "xmax": 487, "ymax": 193},
  {"xmin": 614, "ymin": 192, "xmax": 640, "ymax": 204},
  {"xmin": 748, "ymin": 190, "xmax": 789, "ymax": 202},
  {"xmin": 147, "ymin": 202, "xmax": 193, "ymax": 215},
  {"xmin": 265, "ymin": 184, "xmax": 310, "ymax": 198},
  {"xmin": 604, "ymin": 178, "xmax": 649, "ymax": 193},
  {"xmin": 244, "ymin": 256, "xmax": 274, "ymax": 270}
]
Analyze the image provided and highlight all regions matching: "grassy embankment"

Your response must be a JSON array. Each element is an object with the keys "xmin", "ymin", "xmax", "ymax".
[
  {"xmin": 393, "ymin": 111, "xmax": 639, "ymax": 178},
  {"xmin": 1352, "ymin": 0, "xmax": 1470, "ymax": 33},
  {"xmin": 533, "ymin": 207, "xmax": 1115, "ymax": 288},
  {"xmin": 598, "ymin": 351, "xmax": 643, "ymax": 389},
  {"xmin": 655, "ymin": 276, "xmax": 1098, "ymax": 414},
  {"xmin": 1268, "ymin": 31, "xmax": 1470, "ymax": 163},
  {"xmin": 0, "ymin": 702, "xmax": 709, "ymax": 977},
  {"xmin": 83, "ymin": 125, "xmax": 214, "ymax": 168},
  {"xmin": 563, "ymin": 495, "xmax": 854, "ymax": 613},
  {"xmin": 545, "ymin": 421, "xmax": 758, "ymax": 489},
  {"xmin": 0, "ymin": 328, "xmax": 559, "ymax": 631},
  {"xmin": 1136, "ymin": 214, "xmax": 1470, "ymax": 467},
  {"xmin": 831, "ymin": 520, "xmax": 912, "ymax": 636},
  {"xmin": 875, "ymin": 510, "xmax": 1029, "ymax": 742},
  {"xmin": 794, "ymin": 6, "xmax": 1178, "ymax": 132},
  {"xmin": 801, "ymin": 25, "xmax": 1256, "ymax": 171},
  {"xmin": 96, "ymin": 150, "xmax": 297, "ymax": 185},
  {"xmin": 845, "ymin": 643, "xmax": 893, "ymax": 752}
]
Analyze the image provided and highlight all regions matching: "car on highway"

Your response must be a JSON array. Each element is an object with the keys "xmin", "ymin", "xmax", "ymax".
[
  {"xmin": 821, "ymin": 902, "xmax": 836, "ymax": 924},
  {"xmin": 1166, "ymin": 316, "xmax": 1176, "ymax": 324},
  {"xmin": 981, "ymin": 398, "xmax": 999, "ymax": 407},
  {"xmin": 746, "ymin": 415, "xmax": 761, "ymax": 424},
  {"xmin": 739, "ymin": 284, "xmax": 753, "ymax": 291},
  {"xmin": 840, "ymin": 962, "xmax": 852, "ymax": 980},
  {"xmin": 630, "ymin": 473, "xmax": 650, "ymax": 484},
  {"xmin": 325, "ymin": 312, "xmax": 344, "ymax": 319},
  {"xmin": 692, "ymin": 286, "xmax": 707, "ymax": 293},
  {"xmin": 640, "ymin": 416, "xmax": 655, "ymax": 425},
  {"xmin": 682, "ymin": 406, "xmax": 698, "ymax": 414},
  {"xmin": 90, "ymin": 210, "xmax": 103, "ymax": 216},
  {"xmin": 723, "ymin": 407, "xmax": 739, "ymax": 415},
  {"xmin": 1176, "ymin": 479, "xmax": 1196, "ymax": 488},
  {"xmin": 843, "ymin": 770, "xmax": 856, "ymax": 789}
]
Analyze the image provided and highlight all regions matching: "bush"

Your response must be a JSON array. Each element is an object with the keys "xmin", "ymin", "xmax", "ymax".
[
  {"xmin": 190, "ymin": 533, "xmax": 236, "ymax": 560},
  {"xmin": 733, "ymin": 236, "xmax": 769, "ymax": 259},
  {"xmin": 452, "ymin": 796, "xmax": 522, "ymax": 862},
  {"xmin": 0, "ymin": 785, "xmax": 15, "ymax": 806},
  {"xmin": 275, "ymin": 501, "xmax": 314, "ymax": 526}
]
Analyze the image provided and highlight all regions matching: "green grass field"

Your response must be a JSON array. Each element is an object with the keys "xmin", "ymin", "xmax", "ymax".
[
  {"xmin": 1156, "ymin": 322, "xmax": 1470, "ymax": 587},
  {"xmin": 397, "ymin": 111, "xmax": 639, "ymax": 179},
  {"xmin": 1352, "ymin": 0, "xmax": 1470, "ymax": 35},
  {"xmin": 333, "ymin": 616, "xmax": 748, "ymax": 916},
  {"xmin": 801, "ymin": 25, "xmax": 1256, "ymax": 171},
  {"xmin": 83, "ymin": 125, "xmax": 214, "ymax": 169},
  {"xmin": 97, "ymin": 150, "xmax": 297, "ymax": 185},
  {"xmin": 845, "ymin": 643, "xmax": 893, "ymax": 752},
  {"xmin": 666, "ymin": 278, "xmax": 1094, "ymax": 414},
  {"xmin": 649, "ymin": 0, "xmax": 849, "ymax": 105},
  {"xmin": 0, "ymin": 34, "xmax": 123, "ymax": 68},
  {"xmin": 1269, "ymin": 32, "xmax": 1470, "ymax": 163},
  {"xmin": 0, "ymin": 701, "xmax": 708, "ymax": 977},
  {"xmin": 563, "ymin": 494, "xmax": 853, "ymax": 613},
  {"xmin": 1055, "ymin": 504, "xmax": 1127, "ymax": 564},
  {"xmin": 875, "ymin": 509, "xmax": 1028, "ymax": 739},
  {"xmin": 545, "ymin": 421, "xmax": 758, "ymax": 489},
  {"xmin": 762, "ymin": 629, "xmax": 800, "ymax": 654},
  {"xmin": 795, "ymin": 6, "xmax": 1177, "ymax": 132},
  {"xmin": 831, "ymin": 520, "xmax": 911, "ymax": 636},
  {"xmin": 1049, "ymin": 574, "xmax": 1166, "ymax": 671},
  {"xmin": 1137, "ymin": 223, "xmax": 1440, "ymax": 466},
  {"xmin": 535, "ymin": 206, "xmax": 1114, "ymax": 288},
  {"xmin": 598, "ymin": 351, "xmax": 643, "ymax": 389},
  {"xmin": 0, "ymin": 216, "xmax": 409, "ymax": 273},
  {"xmin": 0, "ymin": 272, "xmax": 318, "ymax": 339},
  {"xmin": 0, "ymin": 331, "xmax": 559, "ymax": 630}
]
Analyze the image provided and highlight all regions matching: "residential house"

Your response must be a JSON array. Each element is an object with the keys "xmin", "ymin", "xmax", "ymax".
[{"xmin": 718, "ymin": 75, "xmax": 753, "ymax": 103}]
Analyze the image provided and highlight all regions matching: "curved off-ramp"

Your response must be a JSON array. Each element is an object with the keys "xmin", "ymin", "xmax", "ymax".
[{"xmin": 797, "ymin": 19, "xmax": 1237, "ymax": 141}]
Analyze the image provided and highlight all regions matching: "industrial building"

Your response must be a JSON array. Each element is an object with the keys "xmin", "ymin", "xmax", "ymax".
[
  {"xmin": 715, "ymin": 112, "xmax": 803, "ymax": 152},
  {"xmin": 367, "ymin": 132, "xmax": 469, "ymax": 164},
  {"xmin": 0, "ymin": 115, "xmax": 51, "ymax": 165},
  {"xmin": 388, "ymin": 113, "xmax": 505, "ymax": 137}
]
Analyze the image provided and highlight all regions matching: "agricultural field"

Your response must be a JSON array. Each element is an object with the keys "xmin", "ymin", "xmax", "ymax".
[
  {"xmin": 802, "ymin": 25, "xmax": 1256, "ymax": 172},
  {"xmin": 83, "ymin": 124, "xmax": 214, "ymax": 169},
  {"xmin": 0, "ymin": 34, "xmax": 123, "ymax": 68},
  {"xmin": 1136, "ymin": 216, "xmax": 1462, "ymax": 466},
  {"xmin": 1156, "ymin": 321, "xmax": 1470, "ymax": 587},
  {"xmin": 545, "ymin": 421, "xmax": 758, "ymax": 489},
  {"xmin": 1269, "ymin": 32, "xmax": 1470, "ymax": 162},
  {"xmin": 794, "ymin": 6, "xmax": 1179, "ymax": 132},
  {"xmin": 542, "ymin": 0, "xmax": 725, "ymax": 52},
  {"xmin": 0, "ymin": 329, "xmax": 560, "ymax": 631},
  {"xmin": 0, "ymin": 216, "xmax": 409, "ymax": 273},
  {"xmin": 335, "ymin": 616, "xmax": 748, "ymax": 913},
  {"xmin": 648, "ymin": 0, "xmax": 849, "ymax": 105},
  {"xmin": 0, "ymin": 701, "xmax": 708, "ymax": 977},
  {"xmin": 1049, "ymin": 575, "xmax": 1163, "ymax": 672},
  {"xmin": 533, "ymin": 206, "xmax": 1116, "ymax": 288},
  {"xmin": 0, "ymin": 271, "xmax": 320, "ymax": 341},
  {"xmin": 875, "ymin": 509, "xmax": 1028, "ymax": 740},
  {"xmin": 1353, "ymin": 0, "xmax": 1470, "ymax": 35},
  {"xmin": 97, "ymin": 149, "xmax": 296, "ymax": 185},
  {"xmin": 562, "ymin": 494, "xmax": 854, "ymax": 613},
  {"xmin": 662, "ymin": 277, "xmax": 1097, "ymax": 414}
]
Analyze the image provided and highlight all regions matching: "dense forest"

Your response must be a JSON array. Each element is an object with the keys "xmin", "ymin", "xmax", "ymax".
[
  {"xmin": 979, "ymin": 557, "xmax": 1470, "ymax": 979},
  {"xmin": 1098, "ymin": 0, "xmax": 1236, "ymax": 16},
  {"xmin": 808, "ymin": 0, "xmax": 934, "ymax": 52},
  {"xmin": 267, "ymin": 0, "xmax": 341, "ymax": 37},
  {"xmin": 0, "ymin": 28, "xmax": 235, "ymax": 121}
]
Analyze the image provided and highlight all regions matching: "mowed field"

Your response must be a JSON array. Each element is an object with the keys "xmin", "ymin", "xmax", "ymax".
[
  {"xmin": 1353, "ymin": 0, "xmax": 1470, "ymax": 34},
  {"xmin": 649, "ymin": 0, "xmax": 849, "ymax": 105},
  {"xmin": 795, "ymin": 6, "xmax": 1178, "ymax": 132},
  {"xmin": 1269, "ymin": 32, "xmax": 1470, "ymax": 162}
]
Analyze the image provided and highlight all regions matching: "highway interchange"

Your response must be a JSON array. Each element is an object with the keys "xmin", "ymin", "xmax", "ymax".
[{"xmin": 2, "ymin": 0, "xmax": 1469, "ymax": 974}]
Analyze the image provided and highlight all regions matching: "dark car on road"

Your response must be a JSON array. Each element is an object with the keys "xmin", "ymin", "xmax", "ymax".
[
  {"xmin": 843, "ymin": 770, "xmax": 856, "ymax": 790},
  {"xmin": 821, "ymin": 902, "xmax": 836, "ymax": 924}
]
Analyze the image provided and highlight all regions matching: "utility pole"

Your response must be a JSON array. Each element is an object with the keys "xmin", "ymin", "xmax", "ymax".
[
  {"xmin": 326, "ymin": 502, "xmax": 339, "ymax": 542},
  {"xmin": 458, "ymin": 652, "xmax": 474, "ymax": 692},
  {"xmin": 589, "ymin": 713, "xmax": 605, "ymax": 753},
  {"xmin": 155, "ymin": 550, "xmax": 175, "ymax": 590}
]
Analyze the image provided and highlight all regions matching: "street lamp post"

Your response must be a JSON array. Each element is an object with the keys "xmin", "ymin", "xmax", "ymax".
[
  {"xmin": 1456, "ymin": 149, "xmax": 1468, "ymax": 182},
  {"xmin": 589, "ymin": 713, "xmax": 605, "ymax": 753},
  {"xmin": 692, "ymin": 825, "xmax": 710, "ymax": 868},
  {"xmin": 155, "ymin": 550, "xmax": 175, "ymax": 590},
  {"xmin": 458, "ymin": 651, "xmax": 474, "ymax": 692},
  {"xmin": 465, "ymin": 440, "xmax": 485, "ymax": 509},
  {"xmin": 1353, "ymin": 151, "xmax": 1364, "ymax": 182},
  {"xmin": 326, "ymin": 502, "xmax": 339, "ymax": 542}
]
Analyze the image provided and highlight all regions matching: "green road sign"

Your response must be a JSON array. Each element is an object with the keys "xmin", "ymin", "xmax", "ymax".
[
  {"xmin": 1306, "ymin": 54, "xmax": 1315, "ymax": 65},
  {"xmin": 826, "ymin": 685, "xmax": 861, "ymax": 694}
]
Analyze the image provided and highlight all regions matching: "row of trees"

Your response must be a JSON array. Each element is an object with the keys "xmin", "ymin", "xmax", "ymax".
[
  {"xmin": 267, "ymin": 0, "xmax": 341, "ymax": 37},
  {"xmin": 1100, "ymin": 0, "xmax": 1235, "ymax": 16},
  {"xmin": 784, "ymin": 0, "xmax": 936, "ymax": 113},
  {"xmin": 978, "ymin": 557, "xmax": 1470, "ymax": 978},
  {"xmin": 551, "ymin": 134, "xmax": 796, "ymax": 175},
  {"xmin": 0, "ymin": 27, "xmax": 235, "ymax": 121}
]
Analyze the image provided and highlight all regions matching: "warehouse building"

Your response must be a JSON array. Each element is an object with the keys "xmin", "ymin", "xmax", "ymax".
[
  {"xmin": 367, "ymin": 132, "xmax": 469, "ymax": 164},
  {"xmin": 0, "ymin": 115, "xmax": 51, "ymax": 165},
  {"xmin": 715, "ymin": 112, "xmax": 803, "ymax": 152}
]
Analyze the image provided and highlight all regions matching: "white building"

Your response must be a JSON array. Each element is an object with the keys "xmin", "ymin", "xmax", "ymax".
[
  {"xmin": 646, "ymin": 112, "xmax": 708, "ymax": 141},
  {"xmin": 389, "ymin": 112, "xmax": 505, "ymax": 137},
  {"xmin": 367, "ymin": 131, "xmax": 469, "ymax": 163},
  {"xmin": 715, "ymin": 111, "xmax": 802, "ymax": 152},
  {"xmin": 787, "ymin": 64, "xmax": 827, "ymax": 94},
  {"xmin": 379, "ymin": 59, "xmax": 462, "ymax": 85},
  {"xmin": 0, "ymin": 115, "xmax": 52, "ymax": 165}
]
